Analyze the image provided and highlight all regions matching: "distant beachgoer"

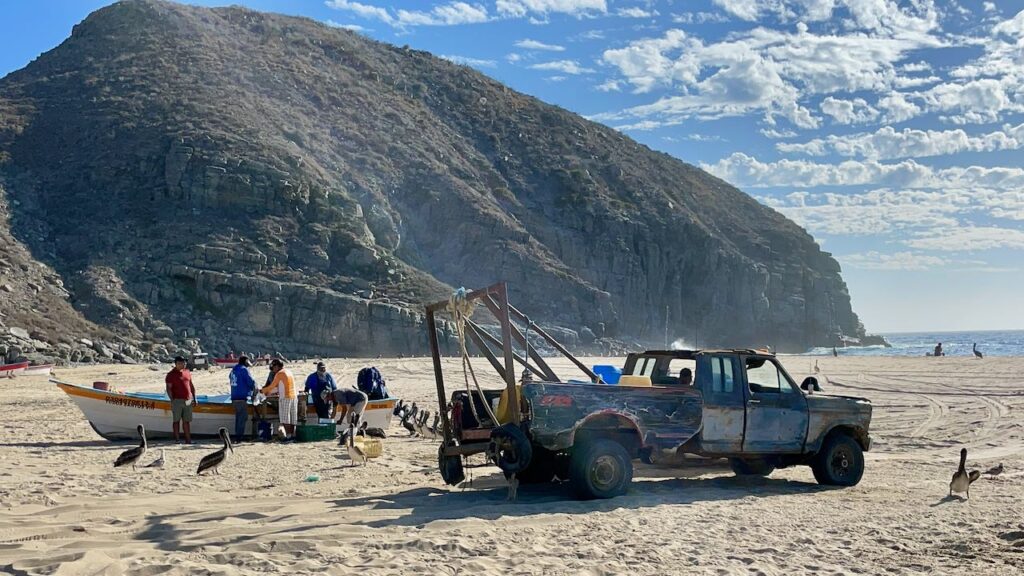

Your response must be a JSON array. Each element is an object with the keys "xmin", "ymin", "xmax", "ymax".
[
  {"xmin": 229, "ymin": 356, "xmax": 256, "ymax": 442},
  {"xmin": 832, "ymin": 347, "xmax": 838, "ymax": 357},
  {"xmin": 165, "ymin": 356, "xmax": 196, "ymax": 444},
  {"xmin": 261, "ymin": 359, "xmax": 297, "ymax": 439},
  {"xmin": 304, "ymin": 361, "xmax": 337, "ymax": 419},
  {"xmin": 934, "ymin": 342, "xmax": 944, "ymax": 357}
]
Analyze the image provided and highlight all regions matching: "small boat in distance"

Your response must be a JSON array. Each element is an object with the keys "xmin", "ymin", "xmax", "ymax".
[
  {"xmin": 22, "ymin": 364, "xmax": 54, "ymax": 376},
  {"xmin": 1, "ymin": 361, "xmax": 29, "ymax": 378},
  {"xmin": 54, "ymin": 378, "xmax": 398, "ymax": 440}
]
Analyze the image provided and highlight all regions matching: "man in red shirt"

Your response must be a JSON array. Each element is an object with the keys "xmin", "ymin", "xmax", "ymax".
[{"xmin": 166, "ymin": 356, "xmax": 197, "ymax": 443}]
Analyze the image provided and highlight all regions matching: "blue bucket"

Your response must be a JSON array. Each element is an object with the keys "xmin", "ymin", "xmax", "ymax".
[{"xmin": 592, "ymin": 365, "xmax": 621, "ymax": 385}]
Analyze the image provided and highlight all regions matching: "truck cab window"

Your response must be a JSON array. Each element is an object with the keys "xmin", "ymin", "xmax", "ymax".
[
  {"xmin": 710, "ymin": 356, "xmax": 734, "ymax": 393},
  {"xmin": 746, "ymin": 358, "xmax": 782, "ymax": 394}
]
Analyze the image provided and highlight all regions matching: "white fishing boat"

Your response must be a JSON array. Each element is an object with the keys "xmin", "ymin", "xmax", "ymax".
[
  {"xmin": 54, "ymin": 379, "xmax": 399, "ymax": 440},
  {"xmin": 21, "ymin": 364, "xmax": 54, "ymax": 376}
]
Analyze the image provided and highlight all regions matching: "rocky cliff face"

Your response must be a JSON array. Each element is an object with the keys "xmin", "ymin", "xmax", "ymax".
[{"xmin": 0, "ymin": 0, "xmax": 880, "ymax": 362}]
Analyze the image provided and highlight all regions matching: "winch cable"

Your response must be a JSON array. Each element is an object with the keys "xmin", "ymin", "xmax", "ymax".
[{"xmin": 447, "ymin": 288, "xmax": 498, "ymax": 426}]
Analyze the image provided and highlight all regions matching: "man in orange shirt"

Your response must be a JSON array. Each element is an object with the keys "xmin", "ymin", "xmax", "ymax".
[{"xmin": 261, "ymin": 359, "xmax": 297, "ymax": 439}]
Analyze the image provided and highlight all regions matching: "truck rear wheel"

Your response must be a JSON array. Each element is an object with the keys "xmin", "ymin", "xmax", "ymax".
[
  {"xmin": 570, "ymin": 438, "xmax": 633, "ymax": 499},
  {"xmin": 812, "ymin": 434, "xmax": 864, "ymax": 486},
  {"xmin": 729, "ymin": 457, "xmax": 775, "ymax": 476}
]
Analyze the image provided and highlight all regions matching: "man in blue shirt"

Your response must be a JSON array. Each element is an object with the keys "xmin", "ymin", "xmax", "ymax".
[
  {"xmin": 229, "ymin": 356, "xmax": 256, "ymax": 442},
  {"xmin": 305, "ymin": 361, "xmax": 337, "ymax": 419}
]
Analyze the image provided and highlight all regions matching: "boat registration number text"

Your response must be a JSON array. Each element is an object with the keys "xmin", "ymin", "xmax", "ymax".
[{"xmin": 104, "ymin": 396, "xmax": 158, "ymax": 410}]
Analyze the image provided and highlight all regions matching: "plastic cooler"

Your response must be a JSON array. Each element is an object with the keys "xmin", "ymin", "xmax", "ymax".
[
  {"xmin": 592, "ymin": 365, "xmax": 622, "ymax": 385},
  {"xmin": 296, "ymin": 423, "xmax": 337, "ymax": 442}
]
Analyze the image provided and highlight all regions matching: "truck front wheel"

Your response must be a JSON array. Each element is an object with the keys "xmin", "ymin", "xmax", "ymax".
[
  {"xmin": 811, "ymin": 434, "xmax": 864, "ymax": 486},
  {"xmin": 570, "ymin": 438, "xmax": 633, "ymax": 499}
]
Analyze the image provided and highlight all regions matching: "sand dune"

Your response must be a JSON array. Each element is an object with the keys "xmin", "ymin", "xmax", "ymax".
[{"xmin": 2, "ymin": 356, "xmax": 1023, "ymax": 575}]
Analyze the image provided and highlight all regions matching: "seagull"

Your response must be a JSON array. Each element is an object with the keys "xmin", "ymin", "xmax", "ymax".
[
  {"xmin": 114, "ymin": 424, "xmax": 148, "ymax": 471},
  {"xmin": 973, "ymin": 343, "xmax": 983, "ymax": 359},
  {"xmin": 346, "ymin": 422, "xmax": 367, "ymax": 466},
  {"xmin": 949, "ymin": 447, "xmax": 982, "ymax": 499},
  {"xmin": 144, "ymin": 449, "xmax": 166, "ymax": 469},
  {"xmin": 984, "ymin": 463, "xmax": 1004, "ymax": 476},
  {"xmin": 197, "ymin": 428, "xmax": 233, "ymax": 476}
]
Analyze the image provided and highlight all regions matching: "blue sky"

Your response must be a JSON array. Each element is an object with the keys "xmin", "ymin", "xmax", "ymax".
[{"xmin": 2, "ymin": 0, "xmax": 1023, "ymax": 333}]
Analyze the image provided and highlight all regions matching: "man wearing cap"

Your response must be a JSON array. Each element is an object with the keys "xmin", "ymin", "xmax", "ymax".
[
  {"xmin": 304, "ymin": 362, "xmax": 337, "ymax": 420},
  {"xmin": 165, "ymin": 356, "xmax": 197, "ymax": 444},
  {"xmin": 229, "ymin": 356, "xmax": 256, "ymax": 442},
  {"xmin": 261, "ymin": 359, "xmax": 297, "ymax": 439},
  {"xmin": 332, "ymin": 386, "xmax": 368, "ymax": 430}
]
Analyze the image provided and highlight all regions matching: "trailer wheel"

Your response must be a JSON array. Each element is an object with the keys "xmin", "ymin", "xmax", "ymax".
[
  {"xmin": 438, "ymin": 443, "xmax": 465, "ymax": 486},
  {"xmin": 489, "ymin": 423, "xmax": 533, "ymax": 477},
  {"xmin": 570, "ymin": 438, "xmax": 633, "ymax": 499},
  {"xmin": 729, "ymin": 457, "xmax": 776, "ymax": 476},
  {"xmin": 811, "ymin": 433, "xmax": 864, "ymax": 486}
]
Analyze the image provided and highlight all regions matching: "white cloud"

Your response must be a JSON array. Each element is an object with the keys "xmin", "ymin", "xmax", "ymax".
[
  {"xmin": 496, "ymin": 0, "xmax": 607, "ymax": 18},
  {"xmin": 703, "ymin": 152, "xmax": 1024, "ymax": 189},
  {"xmin": 820, "ymin": 96, "xmax": 879, "ymax": 124},
  {"xmin": 907, "ymin": 227, "xmax": 1024, "ymax": 251},
  {"xmin": 326, "ymin": 1, "xmax": 489, "ymax": 27},
  {"xmin": 617, "ymin": 7, "xmax": 658, "ymax": 19},
  {"xmin": 778, "ymin": 123, "xmax": 1024, "ymax": 160},
  {"xmin": 514, "ymin": 39, "xmax": 566, "ymax": 51},
  {"xmin": 597, "ymin": 79, "xmax": 623, "ymax": 92},
  {"xmin": 529, "ymin": 59, "xmax": 595, "ymax": 74},
  {"xmin": 841, "ymin": 251, "xmax": 949, "ymax": 271},
  {"xmin": 710, "ymin": 0, "xmax": 940, "ymax": 36},
  {"xmin": 506, "ymin": 53, "xmax": 522, "ymax": 62},
  {"xmin": 760, "ymin": 128, "xmax": 798, "ymax": 138},
  {"xmin": 440, "ymin": 54, "xmax": 498, "ymax": 68},
  {"xmin": 324, "ymin": 20, "xmax": 366, "ymax": 31},
  {"xmin": 671, "ymin": 11, "xmax": 730, "ymax": 24},
  {"xmin": 983, "ymin": 2, "xmax": 996, "ymax": 12},
  {"xmin": 876, "ymin": 91, "xmax": 921, "ymax": 123}
]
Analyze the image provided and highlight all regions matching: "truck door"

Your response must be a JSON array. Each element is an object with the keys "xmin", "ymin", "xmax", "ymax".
[
  {"xmin": 697, "ymin": 353, "xmax": 744, "ymax": 453},
  {"xmin": 741, "ymin": 356, "xmax": 808, "ymax": 453}
]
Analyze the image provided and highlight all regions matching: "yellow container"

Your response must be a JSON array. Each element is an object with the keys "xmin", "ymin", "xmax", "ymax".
[
  {"xmin": 619, "ymin": 375, "xmax": 652, "ymax": 387},
  {"xmin": 354, "ymin": 437, "xmax": 383, "ymax": 458}
]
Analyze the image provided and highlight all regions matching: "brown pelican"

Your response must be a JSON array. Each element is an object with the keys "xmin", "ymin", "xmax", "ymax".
[
  {"xmin": 973, "ymin": 343, "xmax": 983, "ymax": 359},
  {"xmin": 114, "ymin": 424, "xmax": 148, "ymax": 471},
  {"xmin": 430, "ymin": 413, "xmax": 441, "ymax": 439},
  {"xmin": 356, "ymin": 421, "xmax": 387, "ymax": 439},
  {"xmin": 984, "ymin": 463, "xmax": 1004, "ymax": 476},
  {"xmin": 144, "ymin": 449, "xmax": 166, "ymax": 469},
  {"xmin": 401, "ymin": 406, "xmax": 418, "ymax": 436},
  {"xmin": 346, "ymin": 422, "xmax": 367, "ymax": 466},
  {"xmin": 197, "ymin": 428, "xmax": 233, "ymax": 475},
  {"xmin": 949, "ymin": 448, "xmax": 981, "ymax": 499}
]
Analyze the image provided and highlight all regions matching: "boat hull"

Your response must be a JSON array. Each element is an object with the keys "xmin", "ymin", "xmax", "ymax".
[
  {"xmin": 21, "ymin": 364, "xmax": 54, "ymax": 376},
  {"xmin": 1, "ymin": 362, "xmax": 29, "ymax": 378},
  {"xmin": 55, "ymin": 381, "xmax": 398, "ymax": 440}
]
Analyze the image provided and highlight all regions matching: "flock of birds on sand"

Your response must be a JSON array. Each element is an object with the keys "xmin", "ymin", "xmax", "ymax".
[{"xmin": 113, "ymin": 400, "xmax": 441, "ymax": 475}]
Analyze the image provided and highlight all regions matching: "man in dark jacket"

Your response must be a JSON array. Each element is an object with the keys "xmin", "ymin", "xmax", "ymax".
[
  {"xmin": 229, "ymin": 356, "xmax": 256, "ymax": 442},
  {"xmin": 304, "ymin": 362, "xmax": 337, "ymax": 419}
]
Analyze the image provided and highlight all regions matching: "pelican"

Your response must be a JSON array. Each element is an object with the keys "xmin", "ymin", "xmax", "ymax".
[
  {"xmin": 814, "ymin": 360, "xmax": 820, "ymax": 374},
  {"xmin": 114, "ymin": 424, "xmax": 148, "ymax": 470},
  {"xmin": 973, "ymin": 343, "xmax": 983, "ymax": 359},
  {"xmin": 430, "ymin": 413, "xmax": 440, "ymax": 439},
  {"xmin": 401, "ymin": 407, "xmax": 418, "ymax": 436},
  {"xmin": 392, "ymin": 399, "xmax": 406, "ymax": 417},
  {"xmin": 949, "ymin": 448, "xmax": 981, "ymax": 499},
  {"xmin": 197, "ymin": 428, "xmax": 233, "ymax": 476},
  {"xmin": 984, "ymin": 463, "xmax": 1004, "ymax": 476},
  {"xmin": 144, "ymin": 449, "xmax": 166, "ymax": 469},
  {"xmin": 346, "ymin": 422, "xmax": 367, "ymax": 466},
  {"xmin": 356, "ymin": 421, "xmax": 387, "ymax": 439}
]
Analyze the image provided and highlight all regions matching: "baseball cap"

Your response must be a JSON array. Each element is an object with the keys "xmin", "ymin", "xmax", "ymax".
[
  {"xmin": 239, "ymin": 355, "xmax": 253, "ymax": 367},
  {"xmin": 316, "ymin": 361, "xmax": 326, "ymax": 369}
]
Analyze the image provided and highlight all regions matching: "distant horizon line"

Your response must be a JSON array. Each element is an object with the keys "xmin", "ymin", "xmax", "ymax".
[{"xmin": 874, "ymin": 328, "xmax": 1024, "ymax": 335}]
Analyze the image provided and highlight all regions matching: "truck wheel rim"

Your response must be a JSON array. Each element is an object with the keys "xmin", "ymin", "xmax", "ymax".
[
  {"xmin": 591, "ymin": 455, "xmax": 619, "ymax": 489},
  {"xmin": 831, "ymin": 448, "xmax": 851, "ymax": 478}
]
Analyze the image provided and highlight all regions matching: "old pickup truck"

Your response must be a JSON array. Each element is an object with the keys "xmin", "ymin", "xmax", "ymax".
[{"xmin": 442, "ymin": 348, "xmax": 872, "ymax": 499}]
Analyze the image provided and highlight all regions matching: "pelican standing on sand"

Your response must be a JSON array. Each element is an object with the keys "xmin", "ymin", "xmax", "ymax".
[
  {"xmin": 114, "ymin": 424, "xmax": 148, "ymax": 471},
  {"xmin": 144, "ymin": 449, "xmax": 166, "ymax": 469},
  {"xmin": 197, "ymin": 428, "xmax": 233, "ymax": 475},
  {"xmin": 949, "ymin": 448, "xmax": 981, "ymax": 499},
  {"xmin": 973, "ymin": 343, "xmax": 983, "ymax": 359},
  {"xmin": 346, "ymin": 422, "xmax": 367, "ymax": 466}
]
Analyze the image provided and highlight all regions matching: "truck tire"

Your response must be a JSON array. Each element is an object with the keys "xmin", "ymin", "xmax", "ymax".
[
  {"xmin": 812, "ymin": 433, "xmax": 864, "ymax": 486},
  {"xmin": 489, "ymin": 423, "xmax": 533, "ymax": 477},
  {"xmin": 729, "ymin": 457, "xmax": 775, "ymax": 476},
  {"xmin": 438, "ymin": 443, "xmax": 465, "ymax": 486},
  {"xmin": 517, "ymin": 446, "xmax": 556, "ymax": 484},
  {"xmin": 570, "ymin": 438, "xmax": 633, "ymax": 499}
]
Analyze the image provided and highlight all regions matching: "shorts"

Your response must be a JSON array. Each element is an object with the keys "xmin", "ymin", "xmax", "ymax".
[
  {"xmin": 171, "ymin": 399, "xmax": 193, "ymax": 423},
  {"xmin": 279, "ymin": 397, "xmax": 298, "ymax": 425}
]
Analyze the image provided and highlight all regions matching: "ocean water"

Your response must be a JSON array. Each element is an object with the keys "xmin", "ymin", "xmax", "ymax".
[{"xmin": 806, "ymin": 330, "xmax": 1024, "ymax": 357}]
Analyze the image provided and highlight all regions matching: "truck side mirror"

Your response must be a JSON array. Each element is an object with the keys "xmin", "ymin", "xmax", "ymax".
[{"xmin": 801, "ymin": 377, "xmax": 821, "ymax": 393}]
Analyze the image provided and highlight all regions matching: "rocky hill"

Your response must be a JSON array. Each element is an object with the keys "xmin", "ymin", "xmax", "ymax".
[{"xmin": 0, "ymin": 0, "xmax": 881, "ymax": 364}]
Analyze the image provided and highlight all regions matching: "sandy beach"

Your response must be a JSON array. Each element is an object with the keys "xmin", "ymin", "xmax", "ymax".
[{"xmin": 2, "ymin": 355, "xmax": 1023, "ymax": 575}]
